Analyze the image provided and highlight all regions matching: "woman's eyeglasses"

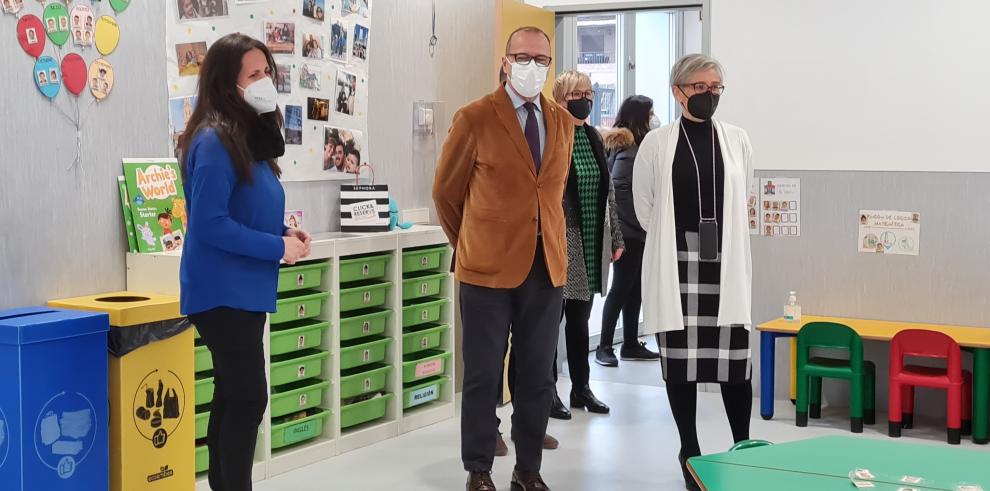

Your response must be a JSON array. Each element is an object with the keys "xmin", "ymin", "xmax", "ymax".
[
  {"xmin": 566, "ymin": 90, "xmax": 595, "ymax": 100},
  {"xmin": 507, "ymin": 53, "xmax": 553, "ymax": 68},
  {"xmin": 680, "ymin": 82, "xmax": 726, "ymax": 95}
]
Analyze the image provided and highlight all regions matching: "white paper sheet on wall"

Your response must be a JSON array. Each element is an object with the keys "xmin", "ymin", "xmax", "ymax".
[
  {"xmin": 747, "ymin": 178, "xmax": 759, "ymax": 235},
  {"xmin": 164, "ymin": 0, "xmax": 372, "ymax": 182},
  {"xmin": 759, "ymin": 177, "xmax": 801, "ymax": 237},
  {"xmin": 857, "ymin": 210, "xmax": 920, "ymax": 256}
]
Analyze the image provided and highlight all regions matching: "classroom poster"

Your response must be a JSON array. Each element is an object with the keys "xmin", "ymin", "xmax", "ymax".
[
  {"xmin": 858, "ymin": 210, "xmax": 920, "ymax": 256},
  {"xmin": 747, "ymin": 178, "xmax": 760, "ymax": 235},
  {"xmin": 759, "ymin": 178, "xmax": 801, "ymax": 237}
]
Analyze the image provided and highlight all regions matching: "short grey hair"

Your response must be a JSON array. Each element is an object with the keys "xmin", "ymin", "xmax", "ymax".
[{"xmin": 670, "ymin": 54, "xmax": 725, "ymax": 86}]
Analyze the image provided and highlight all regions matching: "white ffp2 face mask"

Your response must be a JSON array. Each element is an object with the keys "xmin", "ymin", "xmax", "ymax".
[
  {"xmin": 507, "ymin": 60, "xmax": 548, "ymax": 99},
  {"xmin": 649, "ymin": 115, "xmax": 662, "ymax": 130},
  {"xmin": 238, "ymin": 77, "xmax": 279, "ymax": 114}
]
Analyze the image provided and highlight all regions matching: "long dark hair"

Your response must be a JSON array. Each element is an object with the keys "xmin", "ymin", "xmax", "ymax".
[
  {"xmin": 613, "ymin": 95, "xmax": 654, "ymax": 145},
  {"xmin": 179, "ymin": 33, "xmax": 283, "ymax": 182}
]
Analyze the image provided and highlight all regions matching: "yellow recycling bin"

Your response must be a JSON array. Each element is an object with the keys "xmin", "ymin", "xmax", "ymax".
[{"xmin": 49, "ymin": 292, "xmax": 194, "ymax": 491}]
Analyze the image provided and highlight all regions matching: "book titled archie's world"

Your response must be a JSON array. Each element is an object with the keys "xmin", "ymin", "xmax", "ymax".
[{"xmin": 121, "ymin": 158, "xmax": 187, "ymax": 254}]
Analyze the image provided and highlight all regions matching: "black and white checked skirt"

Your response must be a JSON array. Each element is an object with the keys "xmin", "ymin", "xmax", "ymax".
[{"xmin": 656, "ymin": 230, "xmax": 752, "ymax": 384}]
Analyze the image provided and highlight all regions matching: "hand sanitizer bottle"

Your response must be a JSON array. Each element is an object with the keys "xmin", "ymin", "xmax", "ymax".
[{"xmin": 784, "ymin": 291, "xmax": 801, "ymax": 322}]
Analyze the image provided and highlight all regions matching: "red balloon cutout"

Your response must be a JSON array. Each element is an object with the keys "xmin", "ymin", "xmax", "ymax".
[
  {"xmin": 17, "ymin": 15, "xmax": 46, "ymax": 59},
  {"xmin": 62, "ymin": 53, "xmax": 87, "ymax": 96}
]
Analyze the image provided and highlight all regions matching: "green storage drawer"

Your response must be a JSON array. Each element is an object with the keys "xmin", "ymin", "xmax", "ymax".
[
  {"xmin": 402, "ymin": 323, "xmax": 448, "ymax": 355},
  {"xmin": 195, "ymin": 444, "xmax": 209, "ymax": 473},
  {"xmin": 402, "ymin": 245, "xmax": 447, "ymax": 273},
  {"xmin": 341, "ymin": 393, "xmax": 394, "ymax": 429},
  {"xmin": 194, "ymin": 327, "xmax": 201, "ymax": 340},
  {"xmin": 270, "ymin": 379, "xmax": 331, "ymax": 418},
  {"xmin": 339, "ymin": 253, "xmax": 391, "ymax": 283},
  {"xmin": 401, "ymin": 272, "xmax": 448, "ymax": 301},
  {"xmin": 339, "ymin": 309, "xmax": 390, "ymax": 341},
  {"xmin": 194, "ymin": 344, "xmax": 213, "ymax": 373},
  {"xmin": 278, "ymin": 261, "xmax": 330, "ymax": 293},
  {"xmin": 340, "ymin": 337, "xmax": 392, "ymax": 370},
  {"xmin": 340, "ymin": 364, "xmax": 392, "ymax": 399},
  {"xmin": 271, "ymin": 350, "xmax": 331, "ymax": 387},
  {"xmin": 339, "ymin": 281, "xmax": 391, "ymax": 313},
  {"xmin": 402, "ymin": 298, "xmax": 448, "ymax": 328},
  {"xmin": 270, "ymin": 320, "xmax": 330, "ymax": 356},
  {"xmin": 271, "ymin": 408, "xmax": 330, "ymax": 449},
  {"xmin": 195, "ymin": 410, "xmax": 210, "ymax": 440},
  {"xmin": 271, "ymin": 290, "xmax": 330, "ymax": 325},
  {"xmin": 402, "ymin": 350, "xmax": 452, "ymax": 383},
  {"xmin": 403, "ymin": 376, "xmax": 450, "ymax": 409},
  {"xmin": 196, "ymin": 372, "xmax": 215, "ymax": 405}
]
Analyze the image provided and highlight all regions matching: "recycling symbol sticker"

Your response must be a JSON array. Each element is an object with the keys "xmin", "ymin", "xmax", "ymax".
[
  {"xmin": 132, "ymin": 370, "xmax": 186, "ymax": 449},
  {"xmin": 0, "ymin": 405, "xmax": 9, "ymax": 471},
  {"xmin": 33, "ymin": 392, "xmax": 98, "ymax": 479}
]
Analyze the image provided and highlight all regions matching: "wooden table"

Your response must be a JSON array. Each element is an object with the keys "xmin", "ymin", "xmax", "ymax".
[
  {"xmin": 689, "ymin": 436, "xmax": 989, "ymax": 490},
  {"xmin": 757, "ymin": 315, "xmax": 990, "ymax": 444}
]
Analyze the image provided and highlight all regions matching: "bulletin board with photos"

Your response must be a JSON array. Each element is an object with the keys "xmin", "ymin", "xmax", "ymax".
[{"xmin": 165, "ymin": 0, "xmax": 372, "ymax": 182}]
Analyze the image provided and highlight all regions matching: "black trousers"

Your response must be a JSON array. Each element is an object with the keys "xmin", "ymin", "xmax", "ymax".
[
  {"xmin": 552, "ymin": 299, "xmax": 595, "ymax": 390},
  {"xmin": 600, "ymin": 238, "xmax": 644, "ymax": 348},
  {"xmin": 665, "ymin": 380, "xmax": 753, "ymax": 458},
  {"xmin": 189, "ymin": 307, "xmax": 268, "ymax": 491},
  {"xmin": 461, "ymin": 241, "xmax": 563, "ymax": 473}
]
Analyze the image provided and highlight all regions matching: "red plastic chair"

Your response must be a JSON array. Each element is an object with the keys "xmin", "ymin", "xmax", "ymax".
[{"xmin": 888, "ymin": 329, "xmax": 972, "ymax": 444}]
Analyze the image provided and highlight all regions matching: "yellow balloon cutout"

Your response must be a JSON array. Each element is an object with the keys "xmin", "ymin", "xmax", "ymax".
[{"xmin": 95, "ymin": 16, "xmax": 120, "ymax": 56}]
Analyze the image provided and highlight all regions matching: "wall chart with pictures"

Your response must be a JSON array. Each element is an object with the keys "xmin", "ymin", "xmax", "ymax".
[{"xmin": 165, "ymin": 0, "xmax": 372, "ymax": 182}]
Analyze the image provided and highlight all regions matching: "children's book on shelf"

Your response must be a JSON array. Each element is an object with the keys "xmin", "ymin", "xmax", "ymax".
[
  {"xmin": 121, "ymin": 158, "xmax": 187, "ymax": 253},
  {"xmin": 117, "ymin": 175, "xmax": 138, "ymax": 253}
]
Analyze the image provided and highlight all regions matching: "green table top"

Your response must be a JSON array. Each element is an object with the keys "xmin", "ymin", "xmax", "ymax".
[
  {"xmin": 689, "ymin": 459, "xmax": 934, "ymax": 491},
  {"xmin": 689, "ymin": 436, "xmax": 988, "ymax": 491}
]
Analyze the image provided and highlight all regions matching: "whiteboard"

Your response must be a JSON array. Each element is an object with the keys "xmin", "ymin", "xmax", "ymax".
[{"xmin": 710, "ymin": 0, "xmax": 990, "ymax": 172}]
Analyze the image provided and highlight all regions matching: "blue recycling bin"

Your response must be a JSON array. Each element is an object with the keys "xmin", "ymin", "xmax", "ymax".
[{"xmin": 0, "ymin": 307, "xmax": 110, "ymax": 490}]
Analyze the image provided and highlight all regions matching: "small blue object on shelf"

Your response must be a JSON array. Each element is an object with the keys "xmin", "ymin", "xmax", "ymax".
[{"xmin": 389, "ymin": 198, "xmax": 414, "ymax": 231}]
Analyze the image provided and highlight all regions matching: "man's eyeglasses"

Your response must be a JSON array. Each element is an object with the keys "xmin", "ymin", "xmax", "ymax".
[
  {"xmin": 567, "ymin": 90, "xmax": 595, "ymax": 100},
  {"xmin": 680, "ymin": 82, "xmax": 726, "ymax": 95},
  {"xmin": 507, "ymin": 53, "xmax": 553, "ymax": 68}
]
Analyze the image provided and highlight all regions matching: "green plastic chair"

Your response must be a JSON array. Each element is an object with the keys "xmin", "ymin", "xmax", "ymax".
[
  {"xmin": 729, "ymin": 439, "xmax": 774, "ymax": 452},
  {"xmin": 796, "ymin": 322, "xmax": 876, "ymax": 433}
]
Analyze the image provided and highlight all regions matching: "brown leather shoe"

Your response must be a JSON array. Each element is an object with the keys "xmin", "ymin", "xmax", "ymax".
[
  {"xmin": 495, "ymin": 433, "xmax": 509, "ymax": 456},
  {"xmin": 542, "ymin": 433, "xmax": 559, "ymax": 450},
  {"xmin": 511, "ymin": 470, "xmax": 550, "ymax": 490},
  {"xmin": 467, "ymin": 471, "xmax": 497, "ymax": 491}
]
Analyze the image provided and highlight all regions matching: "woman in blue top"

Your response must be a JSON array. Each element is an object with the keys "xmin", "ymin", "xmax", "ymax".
[{"xmin": 177, "ymin": 33, "xmax": 310, "ymax": 491}]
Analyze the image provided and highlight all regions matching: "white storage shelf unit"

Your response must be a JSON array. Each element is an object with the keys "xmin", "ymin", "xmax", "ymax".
[{"xmin": 126, "ymin": 226, "xmax": 456, "ymax": 487}]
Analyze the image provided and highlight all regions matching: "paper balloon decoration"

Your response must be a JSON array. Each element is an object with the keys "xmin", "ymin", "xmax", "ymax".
[
  {"xmin": 61, "ymin": 53, "xmax": 87, "ymax": 96},
  {"xmin": 95, "ymin": 16, "xmax": 120, "ymax": 55},
  {"xmin": 43, "ymin": 3, "xmax": 70, "ymax": 46},
  {"xmin": 17, "ymin": 15, "xmax": 46, "ymax": 58},
  {"xmin": 34, "ymin": 56, "xmax": 62, "ymax": 100},
  {"xmin": 109, "ymin": 0, "xmax": 131, "ymax": 14},
  {"xmin": 89, "ymin": 58, "xmax": 114, "ymax": 100},
  {"xmin": 69, "ymin": 4, "xmax": 95, "ymax": 48}
]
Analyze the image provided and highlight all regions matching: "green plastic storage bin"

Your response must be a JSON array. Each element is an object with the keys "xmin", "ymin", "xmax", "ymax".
[
  {"xmin": 401, "ymin": 272, "xmax": 448, "ymax": 301},
  {"xmin": 195, "ymin": 444, "xmax": 209, "ymax": 473},
  {"xmin": 341, "ymin": 393, "xmax": 394, "ymax": 429},
  {"xmin": 271, "ymin": 290, "xmax": 330, "ymax": 325},
  {"xmin": 271, "ymin": 408, "xmax": 330, "ymax": 449},
  {"xmin": 402, "ymin": 245, "xmax": 447, "ymax": 273},
  {"xmin": 402, "ymin": 350, "xmax": 451, "ymax": 383},
  {"xmin": 402, "ymin": 298, "xmax": 448, "ymax": 328},
  {"xmin": 339, "ymin": 309, "xmax": 390, "ymax": 341},
  {"xmin": 403, "ymin": 376, "xmax": 450, "ymax": 409},
  {"xmin": 339, "ymin": 281, "xmax": 391, "ymax": 313},
  {"xmin": 270, "ymin": 320, "xmax": 330, "ymax": 356},
  {"xmin": 278, "ymin": 261, "xmax": 330, "ymax": 293},
  {"xmin": 195, "ymin": 410, "xmax": 210, "ymax": 439},
  {"xmin": 402, "ymin": 323, "xmax": 448, "ymax": 355},
  {"xmin": 196, "ymin": 372, "xmax": 215, "ymax": 405},
  {"xmin": 270, "ymin": 350, "xmax": 331, "ymax": 387},
  {"xmin": 195, "ymin": 344, "xmax": 213, "ymax": 372},
  {"xmin": 270, "ymin": 379, "xmax": 331, "ymax": 418},
  {"xmin": 339, "ymin": 253, "xmax": 391, "ymax": 283},
  {"xmin": 340, "ymin": 364, "xmax": 392, "ymax": 399},
  {"xmin": 340, "ymin": 337, "xmax": 392, "ymax": 370}
]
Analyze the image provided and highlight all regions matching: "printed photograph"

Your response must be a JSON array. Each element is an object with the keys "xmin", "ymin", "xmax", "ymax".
[
  {"xmin": 1, "ymin": 0, "xmax": 24, "ymax": 14},
  {"xmin": 177, "ymin": 0, "xmax": 229, "ymax": 20},
  {"xmin": 89, "ymin": 58, "xmax": 114, "ymax": 100},
  {"xmin": 341, "ymin": 0, "xmax": 368, "ymax": 17},
  {"xmin": 302, "ymin": 31, "xmax": 325, "ymax": 59},
  {"xmin": 307, "ymin": 97, "xmax": 330, "ymax": 121},
  {"xmin": 334, "ymin": 70, "xmax": 357, "ymax": 116},
  {"xmin": 299, "ymin": 63, "xmax": 321, "ymax": 91},
  {"xmin": 49, "ymin": 68, "xmax": 59, "ymax": 84},
  {"xmin": 275, "ymin": 63, "xmax": 292, "ymax": 93},
  {"xmin": 285, "ymin": 104, "xmax": 303, "ymax": 144},
  {"xmin": 169, "ymin": 96, "xmax": 198, "ymax": 157},
  {"xmin": 329, "ymin": 20, "xmax": 348, "ymax": 63},
  {"xmin": 25, "ymin": 27, "xmax": 38, "ymax": 45},
  {"xmin": 323, "ymin": 126, "xmax": 363, "ymax": 173},
  {"xmin": 71, "ymin": 5, "xmax": 94, "ymax": 46},
  {"xmin": 175, "ymin": 41, "xmax": 208, "ymax": 77},
  {"xmin": 285, "ymin": 210, "xmax": 304, "ymax": 229},
  {"xmin": 265, "ymin": 21, "xmax": 296, "ymax": 54},
  {"xmin": 302, "ymin": 0, "xmax": 325, "ymax": 21},
  {"xmin": 352, "ymin": 24, "xmax": 369, "ymax": 61}
]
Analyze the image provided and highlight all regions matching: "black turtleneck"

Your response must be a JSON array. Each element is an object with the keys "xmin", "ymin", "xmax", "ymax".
[{"xmin": 672, "ymin": 117, "xmax": 724, "ymax": 240}]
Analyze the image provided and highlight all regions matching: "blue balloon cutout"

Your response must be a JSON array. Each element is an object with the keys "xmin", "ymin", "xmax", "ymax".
[{"xmin": 34, "ymin": 56, "xmax": 62, "ymax": 100}]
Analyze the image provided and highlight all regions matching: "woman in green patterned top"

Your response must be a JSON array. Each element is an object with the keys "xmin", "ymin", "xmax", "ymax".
[{"xmin": 548, "ymin": 70, "xmax": 625, "ymax": 419}]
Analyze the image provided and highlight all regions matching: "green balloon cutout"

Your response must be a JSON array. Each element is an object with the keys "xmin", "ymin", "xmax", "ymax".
[
  {"xmin": 43, "ymin": 3, "xmax": 70, "ymax": 47},
  {"xmin": 109, "ymin": 0, "xmax": 131, "ymax": 13}
]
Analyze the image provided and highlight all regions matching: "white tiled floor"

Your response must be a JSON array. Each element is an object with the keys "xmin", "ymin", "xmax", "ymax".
[{"xmin": 255, "ymin": 373, "xmax": 989, "ymax": 491}]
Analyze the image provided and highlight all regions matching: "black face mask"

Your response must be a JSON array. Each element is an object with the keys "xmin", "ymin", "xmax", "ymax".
[
  {"xmin": 680, "ymin": 87, "xmax": 720, "ymax": 121},
  {"xmin": 567, "ymin": 98, "xmax": 593, "ymax": 121}
]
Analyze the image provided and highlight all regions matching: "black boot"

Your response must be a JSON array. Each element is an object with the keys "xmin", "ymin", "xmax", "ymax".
[
  {"xmin": 595, "ymin": 346, "xmax": 619, "ymax": 367},
  {"xmin": 549, "ymin": 390, "xmax": 572, "ymax": 420},
  {"xmin": 679, "ymin": 452, "xmax": 702, "ymax": 491},
  {"xmin": 570, "ymin": 386, "xmax": 609, "ymax": 414}
]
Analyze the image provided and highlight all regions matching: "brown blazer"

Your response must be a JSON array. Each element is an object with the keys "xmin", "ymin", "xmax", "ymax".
[{"xmin": 432, "ymin": 86, "xmax": 573, "ymax": 289}]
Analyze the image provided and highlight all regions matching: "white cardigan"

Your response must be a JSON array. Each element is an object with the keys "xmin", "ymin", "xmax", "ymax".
[{"xmin": 632, "ymin": 118, "xmax": 754, "ymax": 334}]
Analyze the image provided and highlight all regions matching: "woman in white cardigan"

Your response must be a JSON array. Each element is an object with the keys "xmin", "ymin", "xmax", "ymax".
[{"xmin": 632, "ymin": 54, "xmax": 754, "ymax": 491}]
